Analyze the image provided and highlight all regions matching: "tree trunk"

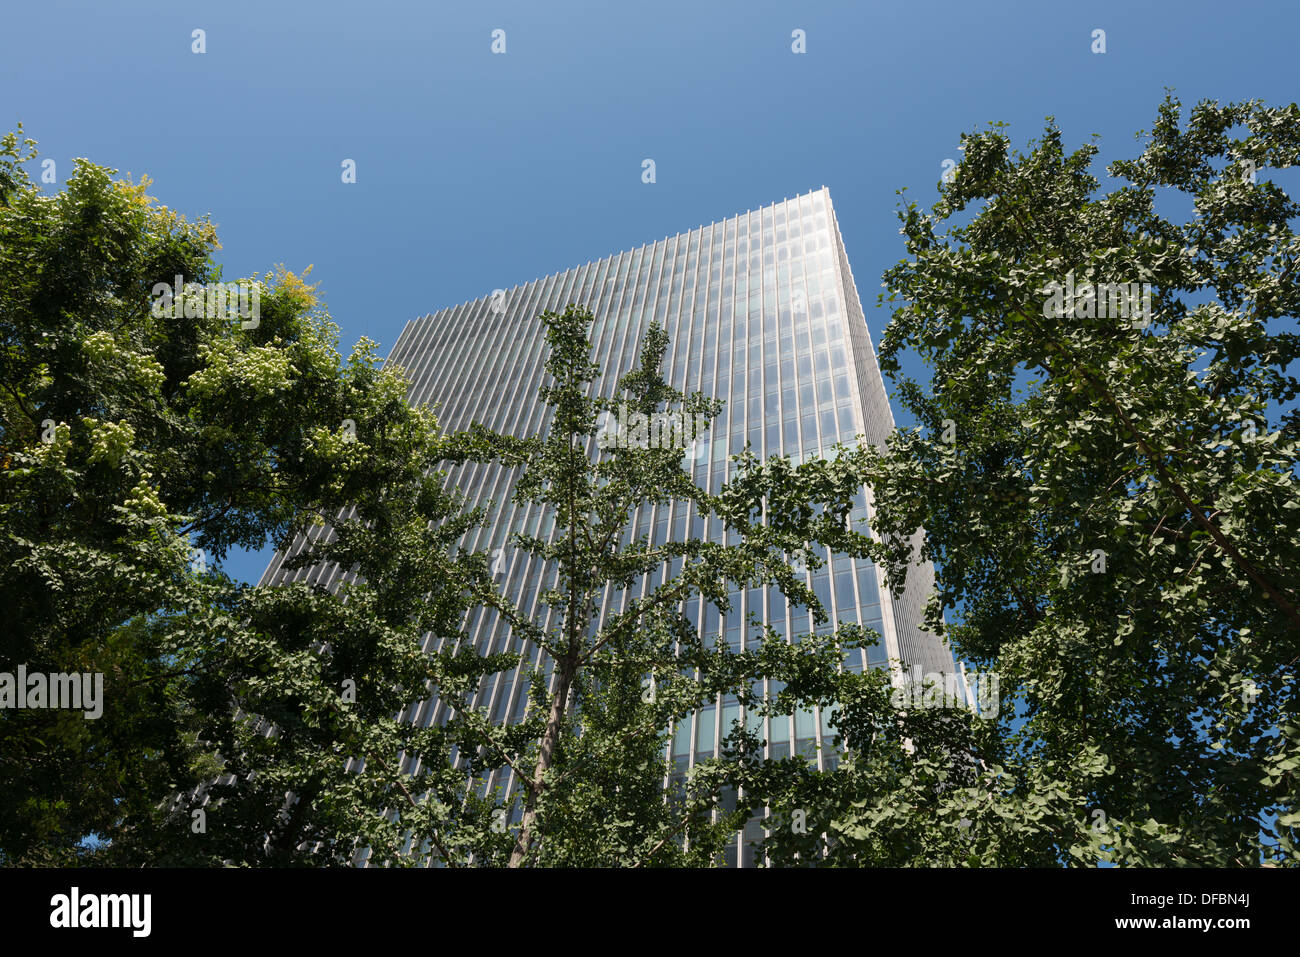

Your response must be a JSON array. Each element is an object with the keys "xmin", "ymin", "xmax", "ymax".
[{"xmin": 508, "ymin": 653, "xmax": 576, "ymax": 867}]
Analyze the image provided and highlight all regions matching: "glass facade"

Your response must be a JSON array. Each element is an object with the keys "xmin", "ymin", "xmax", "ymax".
[{"xmin": 259, "ymin": 187, "xmax": 956, "ymax": 864}]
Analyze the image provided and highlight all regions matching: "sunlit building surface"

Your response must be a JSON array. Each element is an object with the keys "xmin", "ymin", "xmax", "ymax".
[{"xmin": 259, "ymin": 188, "xmax": 957, "ymax": 865}]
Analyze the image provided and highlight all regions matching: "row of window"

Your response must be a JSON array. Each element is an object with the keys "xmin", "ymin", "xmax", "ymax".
[{"xmin": 285, "ymin": 191, "xmax": 896, "ymax": 865}]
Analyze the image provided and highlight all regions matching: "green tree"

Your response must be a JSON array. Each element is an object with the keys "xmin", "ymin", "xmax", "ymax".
[
  {"xmin": 438, "ymin": 304, "xmax": 889, "ymax": 866},
  {"xmin": 851, "ymin": 94, "xmax": 1300, "ymax": 865},
  {"xmin": 0, "ymin": 128, "xmax": 483, "ymax": 865}
]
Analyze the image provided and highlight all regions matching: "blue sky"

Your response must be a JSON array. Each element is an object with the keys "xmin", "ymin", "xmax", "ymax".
[{"xmin": 4, "ymin": 0, "xmax": 1297, "ymax": 583}]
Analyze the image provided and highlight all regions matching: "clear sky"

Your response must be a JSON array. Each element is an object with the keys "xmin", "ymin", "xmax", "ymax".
[{"xmin": 4, "ymin": 0, "xmax": 1297, "ymax": 583}]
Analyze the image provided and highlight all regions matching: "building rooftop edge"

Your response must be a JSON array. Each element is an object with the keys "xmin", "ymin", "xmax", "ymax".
[{"xmin": 407, "ymin": 187, "xmax": 835, "ymax": 320}]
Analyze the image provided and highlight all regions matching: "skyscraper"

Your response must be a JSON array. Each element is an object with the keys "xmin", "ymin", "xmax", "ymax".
[{"xmin": 259, "ymin": 187, "xmax": 957, "ymax": 865}]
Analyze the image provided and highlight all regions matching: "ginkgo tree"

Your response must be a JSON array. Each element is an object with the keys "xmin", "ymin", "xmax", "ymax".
[
  {"xmin": 856, "ymin": 94, "xmax": 1300, "ymax": 865},
  {"xmin": 446, "ymin": 303, "xmax": 893, "ymax": 867},
  {"xmin": 0, "ymin": 127, "xmax": 493, "ymax": 865}
]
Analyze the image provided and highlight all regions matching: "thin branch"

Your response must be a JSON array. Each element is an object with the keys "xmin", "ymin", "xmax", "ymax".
[{"xmin": 369, "ymin": 752, "xmax": 458, "ymax": 868}]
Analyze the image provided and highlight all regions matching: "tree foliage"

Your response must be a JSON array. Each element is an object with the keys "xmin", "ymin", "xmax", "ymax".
[
  {"xmin": 7, "ymin": 95, "xmax": 1294, "ymax": 869},
  {"xmin": 0, "ymin": 128, "xmax": 482, "ymax": 864},
  {"xmin": 443, "ymin": 304, "xmax": 886, "ymax": 866},
  {"xmin": 860, "ymin": 94, "xmax": 1300, "ymax": 865}
]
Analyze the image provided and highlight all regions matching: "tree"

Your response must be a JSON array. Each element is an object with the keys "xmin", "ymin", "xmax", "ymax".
[
  {"xmin": 440, "ymin": 303, "xmax": 888, "ymax": 866},
  {"xmin": 0, "ymin": 128, "xmax": 481, "ymax": 864},
  {"xmin": 853, "ymin": 94, "xmax": 1300, "ymax": 865}
]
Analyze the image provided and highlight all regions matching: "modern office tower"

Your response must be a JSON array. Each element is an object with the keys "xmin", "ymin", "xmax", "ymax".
[{"xmin": 259, "ymin": 187, "xmax": 957, "ymax": 865}]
